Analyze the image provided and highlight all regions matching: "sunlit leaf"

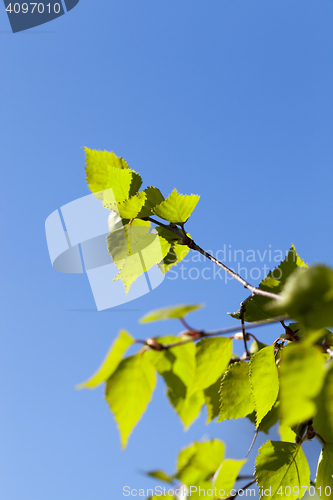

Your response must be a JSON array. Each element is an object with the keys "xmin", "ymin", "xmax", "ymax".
[
  {"xmin": 213, "ymin": 459, "xmax": 247, "ymax": 498},
  {"xmin": 279, "ymin": 344, "xmax": 326, "ymax": 427},
  {"xmin": 105, "ymin": 353, "xmax": 156, "ymax": 447},
  {"xmin": 140, "ymin": 303, "xmax": 204, "ymax": 323},
  {"xmin": 190, "ymin": 337, "xmax": 232, "ymax": 394},
  {"xmin": 255, "ymin": 441, "xmax": 310, "ymax": 499},
  {"xmin": 268, "ymin": 265, "xmax": 333, "ymax": 329},
  {"xmin": 153, "ymin": 188, "xmax": 200, "ymax": 224},
  {"xmin": 249, "ymin": 345, "xmax": 279, "ymax": 427},
  {"xmin": 176, "ymin": 440, "xmax": 225, "ymax": 486},
  {"xmin": 230, "ymin": 245, "xmax": 307, "ymax": 322},
  {"xmin": 314, "ymin": 365, "xmax": 333, "ymax": 443},
  {"xmin": 76, "ymin": 330, "xmax": 133, "ymax": 389},
  {"xmin": 316, "ymin": 443, "xmax": 333, "ymax": 499},
  {"xmin": 218, "ymin": 362, "xmax": 255, "ymax": 421}
]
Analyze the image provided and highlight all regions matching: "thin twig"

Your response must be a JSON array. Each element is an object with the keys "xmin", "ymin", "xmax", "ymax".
[
  {"xmin": 191, "ymin": 242, "xmax": 282, "ymax": 300},
  {"xmin": 161, "ymin": 316, "xmax": 288, "ymax": 349},
  {"xmin": 239, "ymin": 294, "xmax": 254, "ymax": 357},
  {"xmin": 144, "ymin": 217, "xmax": 282, "ymax": 301}
]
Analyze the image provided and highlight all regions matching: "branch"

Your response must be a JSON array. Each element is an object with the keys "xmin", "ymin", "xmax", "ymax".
[
  {"xmin": 160, "ymin": 315, "xmax": 288, "ymax": 350},
  {"xmin": 145, "ymin": 217, "xmax": 282, "ymax": 301},
  {"xmin": 191, "ymin": 242, "xmax": 281, "ymax": 301}
]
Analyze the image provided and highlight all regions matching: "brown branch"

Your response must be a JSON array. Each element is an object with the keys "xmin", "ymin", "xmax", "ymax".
[
  {"xmin": 145, "ymin": 217, "xmax": 282, "ymax": 301},
  {"xmin": 222, "ymin": 478, "xmax": 257, "ymax": 500}
]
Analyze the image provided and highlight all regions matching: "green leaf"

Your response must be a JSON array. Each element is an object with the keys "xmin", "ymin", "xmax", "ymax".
[
  {"xmin": 258, "ymin": 402, "xmax": 280, "ymax": 434},
  {"xmin": 279, "ymin": 344, "xmax": 326, "ymax": 427},
  {"xmin": 109, "ymin": 191, "xmax": 147, "ymax": 219},
  {"xmin": 204, "ymin": 376, "xmax": 223, "ymax": 423},
  {"xmin": 316, "ymin": 443, "xmax": 333, "ymax": 499},
  {"xmin": 158, "ymin": 242, "xmax": 190, "ymax": 274},
  {"xmin": 218, "ymin": 361, "xmax": 255, "ymax": 421},
  {"xmin": 105, "ymin": 353, "xmax": 156, "ymax": 448},
  {"xmin": 279, "ymin": 423, "xmax": 297, "ymax": 443},
  {"xmin": 167, "ymin": 389, "xmax": 204, "ymax": 429},
  {"xmin": 107, "ymin": 220, "xmax": 151, "ymax": 271},
  {"xmin": 268, "ymin": 265, "xmax": 333, "ymax": 329},
  {"xmin": 250, "ymin": 345, "xmax": 279, "ymax": 427},
  {"xmin": 114, "ymin": 230, "xmax": 171, "ymax": 292},
  {"xmin": 147, "ymin": 336, "xmax": 196, "ymax": 395},
  {"xmin": 137, "ymin": 186, "xmax": 165, "ymax": 218},
  {"xmin": 314, "ymin": 366, "xmax": 333, "ymax": 443},
  {"xmin": 250, "ymin": 339, "xmax": 268, "ymax": 354},
  {"xmin": 153, "ymin": 188, "xmax": 200, "ymax": 224},
  {"xmin": 190, "ymin": 337, "xmax": 232, "ymax": 394},
  {"xmin": 213, "ymin": 459, "xmax": 247, "ymax": 498},
  {"xmin": 147, "ymin": 337, "xmax": 200, "ymax": 428},
  {"xmin": 176, "ymin": 440, "xmax": 225, "ymax": 486},
  {"xmin": 229, "ymin": 245, "xmax": 307, "ymax": 322},
  {"xmin": 140, "ymin": 303, "xmax": 204, "ymax": 323},
  {"xmin": 146, "ymin": 470, "xmax": 174, "ymax": 484},
  {"xmin": 76, "ymin": 330, "xmax": 133, "ymax": 389},
  {"xmin": 255, "ymin": 441, "xmax": 310, "ymax": 499}
]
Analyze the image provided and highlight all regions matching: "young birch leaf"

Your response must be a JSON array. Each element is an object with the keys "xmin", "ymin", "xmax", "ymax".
[
  {"xmin": 137, "ymin": 186, "xmax": 165, "ymax": 218},
  {"xmin": 114, "ymin": 232, "xmax": 171, "ymax": 292},
  {"xmin": 218, "ymin": 362, "xmax": 255, "ymax": 421},
  {"xmin": 229, "ymin": 245, "xmax": 307, "ymax": 322},
  {"xmin": 279, "ymin": 423, "xmax": 296, "ymax": 443},
  {"xmin": 146, "ymin": 470, "xmax": 174, "ymax": 484},
  {"xmin": 316, "ymin": 443, "xmax": 333, "ymax": 499},
  {"xmin": 105, "ymin": 353, "xmax": 156, "ymax": 448},
  {"xmin": 213, "ymin": 459, "xmax": 247, "ymax": 498},
  {"xmin": 176, "ymin": 440, "xmax": 225, "ymax": 486},
  {"xmin": 76, "ymin": 330, "xmax": 133, "ymax": 389},
  {"xmin": 153, "ymin": 188, "xmax": 200, "ymax": 224},
  {"xmin": 140, "ymin": 303, "xmax": 204, "ymax": 323},
  {"xmin": 167, "ymin": 388, "xmax": 204, "ymax": 429},
  {"xmin": 268, "ymin": 265, "xmax": 333, "ymax": 329},
  {"xmin": 107, "ymin": 220, "xmax": 151, "ymax": 271},
  {"xmin": 190, "ymin": 337, "xmax": 232, "ymax": 394},
  {"xmin": 158, "ymin": 243, "xmax": 190, "ymax": 274},
  {"xmin": 279, "ymin": 344, "xmax": 326, "ymax": 427},
  {"xmin": 249, "ymin": 345, "xmax": 279, "ymax": 427},
  {"xmin": 147, "ymin": 336, "xmax": 196, "ymax": 394},
  {"xmin": 313, "ymin": 366, "xmax": 333, "ymax": 443},
  {"xmin": 109, "ymin": 191, "xmax": 147, "ymax": 219},
  {"xmin": 255, "ymin": 441, "xmax": 310, "ymax": 499},
  {"xmin": 204, "ymin": 376, "xmax": 223, "ymax": 423}
]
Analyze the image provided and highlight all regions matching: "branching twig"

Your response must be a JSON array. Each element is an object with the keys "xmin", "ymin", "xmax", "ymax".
[{"xmin": 145, "ymin": 217, "xmax": 282, "ymax": 301}]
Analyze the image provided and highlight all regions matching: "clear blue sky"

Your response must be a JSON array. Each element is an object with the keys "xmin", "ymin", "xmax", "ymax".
[{"xmin": 1, "ymin": 1, "xmax": 332, "ymax": 499}]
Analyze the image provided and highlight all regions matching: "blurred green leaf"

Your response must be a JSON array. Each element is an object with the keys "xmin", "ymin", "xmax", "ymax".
[
  {"xmin": 167, "ymin": 388, "xmax": 204, "ymax": 429},
  {"xmin": 146, "ymin": 470, "xmax": 174, "ymax": 484},
  {"xmin": 314, "ymin": 365, "xmax": 333, "ymax": 443},
  {"xmin": 268, "ymin": 265, "xmax": 333, "ymax": 329},
  {"xmin": 213, "ymin": 459, "xmax": 247, "ymax": 498},
  {"xmin": 176, "ymin": 439, "xmax": 225, "ymax": 486},
  {"xmin": 153, "ymin": 188, "xmax": 200, "ymax": 224},
  {"xmin": 279, "ymin": 344, "xmax": 326, "ymax": 427},
  {"xmin": 218, "ymin": 362, "xmax": 255, "ymax": 421},
  {"xmin": 190, "ymin": 337, "xmax": 232, "ymax": 394},
  {"xmin": 76, "ymin": 330, "xmax": 133, "ymax": 389},
  {"xmin": 140, "ymin": 303, "xmax": 204, "ymax": 323},
  {"xmin": 230, "ymin": 245, "xmax": 307, "ymax": 322},
  {"xmin": 250, "ymin": 345, "xmax": 279, "ymax": 427},
  {"xmin": 105, "ymin": 353, "xmax": 156, "ymax": 448},
  {"xmin": 204, "ymin": 376, "xmax": 223, "ymax": 423}
]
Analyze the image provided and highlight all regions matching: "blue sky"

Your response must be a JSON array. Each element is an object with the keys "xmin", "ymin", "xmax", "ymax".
[{"xmin": 1, "ymin": 1, "xmax": 333, "ymax": 499}]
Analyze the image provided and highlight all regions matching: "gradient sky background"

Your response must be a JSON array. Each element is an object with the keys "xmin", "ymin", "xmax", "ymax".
[{"xmin": 1, "ymin": 1, "xmax": 333, "ymax": 499}]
